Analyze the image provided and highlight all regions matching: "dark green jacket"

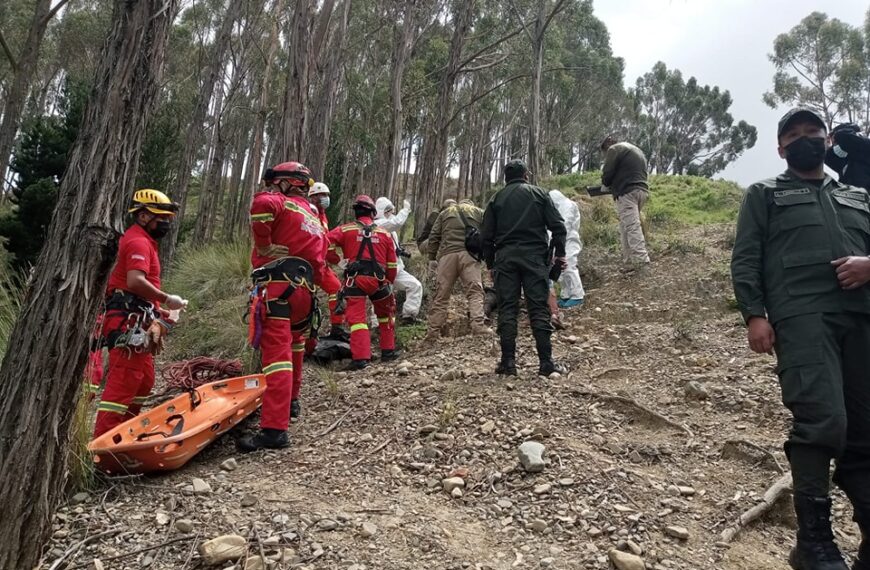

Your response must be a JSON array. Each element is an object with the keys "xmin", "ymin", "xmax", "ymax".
[
  {"xmin": 602, "ymin": 142, "xmax": 649, "ymax": 197},
  {"xmin": 481, "ymin": 180, "xmax": 566, "ymax": 268},
  {"xmin": 731, "ymin": 170, "xmax": 870, "ymax": 324},
  {"xmin": 429, "ymin": 201, "xmax": 483, "ymax": 260}
]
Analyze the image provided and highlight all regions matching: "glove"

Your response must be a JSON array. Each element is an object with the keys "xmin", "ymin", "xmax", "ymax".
[
  {"xmin": 256, "ymin": 243, "xmax": 290, "ymax": 258},
  {"xmin": 402, "ymin": 200, "xmax": 411, "ymax": 211},
  {"xmin": 147, "ymin": 321, "xmax": 166, "ymax": 355},
  {"xmin": 428, "ymin": 260, "xmax": 438, "ymax": 273},
  {"xmin": 164, "ymin": 294, "xmax": 188, "ymax": 310}
]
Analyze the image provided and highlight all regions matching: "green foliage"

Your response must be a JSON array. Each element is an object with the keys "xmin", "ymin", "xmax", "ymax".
[
  {"xmin": 764, "ymin": 10, "xmax": 870, "ymax": 128},
  {"xmin": 162, "ymin": 240, "xmax": 252, "ymax": 362},
  {"xmin": 630, "ymin": 62, "xmax": 757, "ymax": 176}
]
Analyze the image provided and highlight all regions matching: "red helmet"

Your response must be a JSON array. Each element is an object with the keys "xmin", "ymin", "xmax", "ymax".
[
  {"xmin": 353, "ymin": 194, "xmax": 376, "ymax": 215},
  {"xmin": 264, "ymin": 161, "xmax": 314, "ymax": 188}
]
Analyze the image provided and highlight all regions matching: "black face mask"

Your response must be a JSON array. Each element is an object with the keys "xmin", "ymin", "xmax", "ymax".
[
  {"xmin": 784, "ymin": 136, "xmax": 827, "ymax": 172},
  {"xmin": 147, "ymin": 219, "xmax": 172, "ymax": 240}
]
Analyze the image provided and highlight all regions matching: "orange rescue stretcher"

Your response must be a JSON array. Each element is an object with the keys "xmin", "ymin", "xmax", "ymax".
[{"xmin": 88, "ymin": 374, "xmax": 267, "ymax": 475}]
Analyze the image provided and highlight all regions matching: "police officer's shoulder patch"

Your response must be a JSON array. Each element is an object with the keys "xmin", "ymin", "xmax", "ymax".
[{"xmin": 773, "ymin": 188, "xmax": 811, "ymax": 198}]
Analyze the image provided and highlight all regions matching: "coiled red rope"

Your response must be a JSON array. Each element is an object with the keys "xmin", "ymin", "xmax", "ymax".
[{"xmin": 160, "ymin": 357, "xmax": 244, "ymax": 391}]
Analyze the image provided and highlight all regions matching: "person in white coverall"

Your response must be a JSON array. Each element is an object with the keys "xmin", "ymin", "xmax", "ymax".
[
  {"xmin": 548, "ymin": 190, "xmax": 585, "ymax": 308},
  {"xmin": 374, "ymin": 197, "xmax": 423, "ymax": 324}
]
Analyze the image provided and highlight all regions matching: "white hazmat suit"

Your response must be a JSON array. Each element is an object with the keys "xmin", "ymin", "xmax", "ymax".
[
  {"xmin": 549, "ymin": 190, "xmax": 585, "ymax": 304},
  {"xmin": 374, "ymin": 197, "xmax": 423, "ymax": 319}
]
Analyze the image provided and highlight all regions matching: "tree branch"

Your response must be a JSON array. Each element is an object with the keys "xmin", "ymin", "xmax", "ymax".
[
  {"xmin": 446, "ymin": 73, "xmax": 529, "ymax": 129},
  {"xmin": 45, "ymin": 0, "xmax": 71, "ymax": 23},
  {"xmin": 0, "ymin": 29, "xmax": 17, "ymax": 72},
  {"xmin": 506, "ymin": 0, "xmax": 534, "ymax": 43},
  {"xmin": 460, "ymin": 53, "xmax": 510, "ymax": 73},
  {"xmin": 542, "ymin": 0, "xmax": 570, "ymax": 35},
  {"xmin": 456, "ymin": 25, "xmax": 524, "ymax": 73}
]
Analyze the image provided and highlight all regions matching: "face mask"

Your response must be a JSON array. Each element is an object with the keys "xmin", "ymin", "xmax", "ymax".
[
  {"xmin": 318, "ymin": 196, "xmax": 330, "ymax": 209},
  {"xmin": 148, "ymin": 219, "xmax": 172, "ymax": 240},
  {"xmin": 784, "ymin": 136, "xmax": 826, "ymax": 172}
]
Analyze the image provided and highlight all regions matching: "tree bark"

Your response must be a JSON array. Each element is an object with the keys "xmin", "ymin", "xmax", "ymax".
[
  {"xmin": 276, "ymin": 0, "xmax": 313, "ymax": 161},
  {"xmin": 163, "ymin": 0, "xmax": 243, "ymax": 264},
  {"xmin": 192, "ymin": 79, "xmax": 226, "ymax": 244},
  {"xmin": 0, "ymin": 1, "xmax": 176, "ymax": 567},
  {"xmin": 0, "ymin": 0, "xmax": 53, "ymax": 195},
  {"xmin": 383, "ymin": 1, "xmax": 416, "ymax": 201}
]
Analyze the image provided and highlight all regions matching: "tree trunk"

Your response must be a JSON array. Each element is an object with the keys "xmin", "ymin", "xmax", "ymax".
[
  {"xmin": 0, "ymin": 0, "xmax": 53, "ymax": 195},
  {"xmin": 383, "ymin": 2, "xmax": 416, "ymax": 201},
  {"xmin": 0, "ymin": 1, "xmax": 176, "ymax": 567},
  {"xmin": 163, "ymin": 0, "xmax": 243, "ymax": 264},
  {"xmin": 276, "ymin": 0, "xmax": 313, "ymax": 161},
  {"xmin": 304, "ymin": 0, "xmax": 348, "ymax": 178},
  {"xmin": 193, "ymin": 89, "xmax": 226, "ymax": 244}
]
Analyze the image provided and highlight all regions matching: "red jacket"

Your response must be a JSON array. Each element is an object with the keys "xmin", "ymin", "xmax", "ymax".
[
  {"xmin": 106, "ymin": 224, "xmax": 161, "ymax": 300},
  {"xmin": 327, "ymin": 217, "xmax": 398, "ymax": 283},
  {"xmin": 250, "ymin": 191, "xmax": 326, "ymax": 281}
]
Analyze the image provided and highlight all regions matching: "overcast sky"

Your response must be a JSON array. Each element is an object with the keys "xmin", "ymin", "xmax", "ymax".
[{"xmin": 591, "ymin": 0, "xmax": 868, "ymax": 186}]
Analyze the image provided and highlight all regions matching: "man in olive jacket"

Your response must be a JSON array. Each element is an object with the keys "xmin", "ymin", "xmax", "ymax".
[
  {"xmin": 425, "ymin": 199, "xmax": 490, "ymax": 338},
  {"xmin": 482, "ymin": 160, "xmax": 568, "ymax": 377},
  {"xmin": 601, "ymin": 136, "xmax": 650, "ymax": 268},
  {"xmin": 731, "ymin": 107, "xmax": 870, "ymax": 570}
]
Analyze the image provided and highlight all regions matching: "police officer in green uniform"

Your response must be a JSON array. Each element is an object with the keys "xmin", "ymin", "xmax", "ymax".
[
  {"xmin": 731, "ymin": 108, "xmax": 870, "ymax": 570},
  {"xmin": 482, "ymin": 160, "xmax": 568, "ymax": 376}
]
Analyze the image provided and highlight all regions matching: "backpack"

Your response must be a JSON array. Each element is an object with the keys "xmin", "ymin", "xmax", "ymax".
[{"xmin": 456, "ymin": 207, "xmax": 483, "ymax": 261}]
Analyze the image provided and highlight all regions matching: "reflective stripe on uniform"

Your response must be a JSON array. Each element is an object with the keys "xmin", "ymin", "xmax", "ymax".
[
  {"xmin": 97, "ymin": 401, "xmax": 128, "ymax": 414},
  {"xmin": 386, "ymin": 262, "xmax": 397, "ymax": 268},
  {"xmin": 251, "ymin": 213, "xmax": 274, "ymax": 222},
  {"xmin": 284, "ymin": 201, "xmax": 322, "ymax": 225},
  {"xmin": 378, "ymin": 317, "xmax": 392, "ymax": 324},
  {"xmin": 291, "ymin": 343, "xmax": 306, "ymax": 352},
  {"xmin": 88, "ymin": 383, "xmax": 100, "ymax": 393},
  {"xmin": 132, "ymin": 395, "xmax": 150, "ymax": 405},
  {"xmin": 341, "ymin": 225, "xmax": 357, "ymax": 232},
  {"xmin": 350, "ymin": 323, "xmax": 369, "ymax": 332},
  {"xmin": 327, "ymin": 294, "xmax": 337, "ymax": 301},
  {"xmin": 263, "ymin": 361, "xmax": 294, "ymax": 375}
]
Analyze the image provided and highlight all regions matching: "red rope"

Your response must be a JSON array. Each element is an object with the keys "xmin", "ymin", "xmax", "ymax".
[{"xmin": 160, "ymin": 357, "xmax": 244, "ymax": 391}]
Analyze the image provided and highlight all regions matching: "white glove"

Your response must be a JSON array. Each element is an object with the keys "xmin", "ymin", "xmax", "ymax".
[
  {"xmin": 403, "ymin": 200, "xmax": 411, "ymax": 211},
  {"xmin": 164, "ymin": 294, "xmax": 188, "ymax": 310}
]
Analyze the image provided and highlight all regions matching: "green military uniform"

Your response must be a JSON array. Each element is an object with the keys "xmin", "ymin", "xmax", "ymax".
[
  {"xmin": 731, "ymin": 169, "xmax": 870, "ymax": 507},
  {"xmin": 482, "ymin": 167, "xmax": 566, "ymax": 370}
]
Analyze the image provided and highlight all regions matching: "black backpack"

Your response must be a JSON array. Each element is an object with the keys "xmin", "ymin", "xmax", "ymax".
[{"xmin": 456, "ymin": 207, "xmax": 483, "ymax": 261}]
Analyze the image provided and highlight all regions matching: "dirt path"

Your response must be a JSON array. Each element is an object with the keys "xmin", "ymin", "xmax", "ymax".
[{"xmin": 41, "ymin": 226, "xmax": 862, "ymax": 569}]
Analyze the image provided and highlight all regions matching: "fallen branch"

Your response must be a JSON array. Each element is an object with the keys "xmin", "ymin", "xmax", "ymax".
[
  {"xmin": 719, "ymin": 472, "xmax": 793, "ymax": 544},
  {"xmin": 570, "ymin": 389, "xmax": 694, "ymax": 437},
  {"xmin": 722, "ymin": 439, "xmax": 785, "ymax": 474},
  {"xmin": 350, "ymin": 437, "xmax": 394, "ymax": 467},
  {"xmin": 49, "ymin": 527, "xmax": 123, "ymax": 570},
  {"xmin": 66, "ymin": 535, "xmax": 195, "ymax": 569},
  {"xmin": 317, "ymin": 407, "xmax": 353, "ymax": 438}
]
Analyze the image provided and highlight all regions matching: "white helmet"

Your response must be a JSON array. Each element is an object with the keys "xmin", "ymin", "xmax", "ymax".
[{"xmin": 309, "ymin": 182, "xmax": 330, "ymax": 197}]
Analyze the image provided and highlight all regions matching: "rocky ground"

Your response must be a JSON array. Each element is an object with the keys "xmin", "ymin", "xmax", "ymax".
[{"xmin": 40, "ymin": 225, "xmax": 863, "ymax": 570}]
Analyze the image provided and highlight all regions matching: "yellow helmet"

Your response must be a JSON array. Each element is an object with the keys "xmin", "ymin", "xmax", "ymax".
[{"xmin": 129, "ymin": 189, "xmax": 179, "ymax": 216}]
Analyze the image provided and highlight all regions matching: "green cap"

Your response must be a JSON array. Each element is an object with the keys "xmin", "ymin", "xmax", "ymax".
[
  {"xmin": 504, "ymin": 160, "xmax": 528, "ymax": 182},
  {"xmin": 777, "ymin": 107, "xmax": 826, "ymax": 139}
]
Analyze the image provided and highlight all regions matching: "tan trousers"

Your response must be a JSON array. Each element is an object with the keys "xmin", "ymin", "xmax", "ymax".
[
  {"xmin": 428, "ymin": 251, "xmax": 485, "ymax": 328},
  {"xmin": 616, "ymin": 189, "xmax": 650, "ymax": 263}
]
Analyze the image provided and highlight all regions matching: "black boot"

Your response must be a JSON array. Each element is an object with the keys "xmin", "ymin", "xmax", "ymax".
[
  {"xmin": 854, "ymin": 514, "xmax": 869, "ymax": 570},
  {"xmin": 538, "ymin": 360, "xmax": 568, "ymax": 376},
  {"xmin": 381, "ymin": 349, "xmax": 400, "ymax": 361},
  {"xmin": 290, "ymin": 399, "xmax": 301, "ymax": 419},
  {"xmin": 327, "ymin": 327, "xmax": 350, "ymax": 343},
  {"xmin": 495, "ymin": 339, "xmax": 517, "ymax": 376},
  {"xmin": 236, "ymin": 428, "xmax": 289, "ymax": 453},
  {"xmin": 789, "ymin": 494, "xmax": 848, "ymax": 570},
  {"xmin": 348, "ymin": 359, "xmax": 369, "ymax": 371}
]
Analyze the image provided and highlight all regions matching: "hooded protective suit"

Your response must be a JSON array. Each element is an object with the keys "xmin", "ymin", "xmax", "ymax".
[
  {"xmin": 374, "ymin": 197, "xmax": 423, "ymax": 318},
  {"xmin": 548, "ymin": 190, "xmax": 585, "ymax": 301}
]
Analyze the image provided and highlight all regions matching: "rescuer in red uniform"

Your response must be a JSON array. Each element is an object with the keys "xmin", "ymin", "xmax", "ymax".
[
  {"xmin": 326, "ymin": 195, "xmax": 399, "ymax": 370},
  {"xmin": 93, "ymin": 190, "xmax": 187, "ymax": 437},
  {"xmin": 307, "ymin": 182, "xmax": 345, "ymax": 338},
  {"xmin": 240, "ymin": 161, "xmax": 326, "ymax": 452}
]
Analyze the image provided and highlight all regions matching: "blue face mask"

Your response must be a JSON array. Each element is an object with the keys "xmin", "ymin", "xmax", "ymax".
[{"xmin": 318, "ymin": 196, "xmax": 331, "ymax": 209}]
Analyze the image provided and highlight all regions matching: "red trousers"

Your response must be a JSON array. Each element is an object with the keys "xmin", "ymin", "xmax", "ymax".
[
  {"xmin": 321, "ymin": 268, "xmax": 344, "ymax": 326},
  {"xmin": 259, "ymin": 281, "xmax": 313, "ymax": 431},
  {"xmin": 93, "ymin": 348, "xmax": 154, "ymax": 437},
  {"xmin": 345, "ymin": 276, "xmax": 395, "ymax": 361}
]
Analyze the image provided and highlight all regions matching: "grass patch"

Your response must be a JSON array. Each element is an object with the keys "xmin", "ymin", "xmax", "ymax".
[
  {"xmin": 397, "ymin": 322, "xmax": 427, "ymax": 347},
  {"xmin": 68, "ymin": 383, "xmax": 96, "ymax": 493}
]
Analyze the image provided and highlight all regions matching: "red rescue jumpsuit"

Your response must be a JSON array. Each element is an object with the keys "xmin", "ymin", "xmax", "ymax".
[
  {"xmin": 327, "ymin": 218, "xmax": 397, "ymax": 360},
  {"xmin": 251, "ymin": 191, "xmax": 326, "ymax": 431},
  {"xmin": 93, "ymin": 225, "xmax": 161, "ymax": 437}
]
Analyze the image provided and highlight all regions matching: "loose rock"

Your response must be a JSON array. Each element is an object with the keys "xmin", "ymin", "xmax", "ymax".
[
  {"xmin": 243, "ymin": 555, "xmax": 267, "ymax": 570},
  {"xmin": 220, "ymin": 458, "xmax": 238, "ymax": 472},
  {"xmin": 608, "ymin": 549, "xmax": 646, "ymax": 570},
  {"xmin": 361, "ymin": 522, "xmax": 378, "ymax": 538},
  {"xmin": 199, "ymin": 534, "xmax": 246, "ymax": 565},
  {"xmin": 665, "ymin": 525, "xmax": 690, "ymax": 540},
  {"xmin": 442, "ymin": 477, "xmax": 465, "ymax": 493},
  {"xmin": 317, "ymin": 519, "xmax": 339, "ymax": 531},
  {"xmin": 518, "ymin": 441, "xmax": 546, "ymax": 473},
  {"xmin": 175, "ymin": 519, "xmax": 195, "ymax": 533},
  {"xmin": 71, "ymin": 492, "xmax": 89, "ymax": 505},
  {"xmin": 241, "ymin": 494, "xmax": 257, "ymax": 508},
  {"xmin": 191, "ymin": 478, "xmax": 211, "ymax": 495},
  {"xmin": 684, "ymin": 381, "xmax": 710, "ymax": 400},
  {"xmin": 533, "ymin": 483, "xmax": 552, "ymax": 495}
]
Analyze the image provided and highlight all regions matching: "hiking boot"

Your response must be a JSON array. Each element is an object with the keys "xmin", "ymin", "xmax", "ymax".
[
  {"xmin": 471, "ymin": 323, "xmax": 493, "ymax": 336},
  {"xmin": 348, "ymin": 359, "xmax": 369, "ymax": 371},
  {"xmin": 290, "ymin": 399, "xmax": 301, "ymax": 419},
  {"xmin": 399, "ymin": 316, "xmax": 419, "ymax": 326},
  {"xmin": 236, "ymin": 428, "xmax": 289, "ymax": 453},
  {"xmin": 327, "ymin": 327, "xmax": 350, "ymax": 343},
  {"xmin": 538, "ymin": 360, "xmax": 568, "ymax": 376},
  {"xmin": 381, "ymin": 349, "xmax": 401, "ymax": 361},
  {"xmin": 495, "ymin": 357, "xmax": 517, "ymax": 376},
  {"xmin": 551, "ymin": 316, "xmax": 565, "ymax": 330},
  {"xmin": 789, "ymin": 494, "xmax": 848, "ymax": 570}
]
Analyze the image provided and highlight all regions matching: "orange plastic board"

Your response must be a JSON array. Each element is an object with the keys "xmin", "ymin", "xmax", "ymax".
[{"xmin": 88, "ymin": 374, "xmax": 266, "ymax": 475}]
